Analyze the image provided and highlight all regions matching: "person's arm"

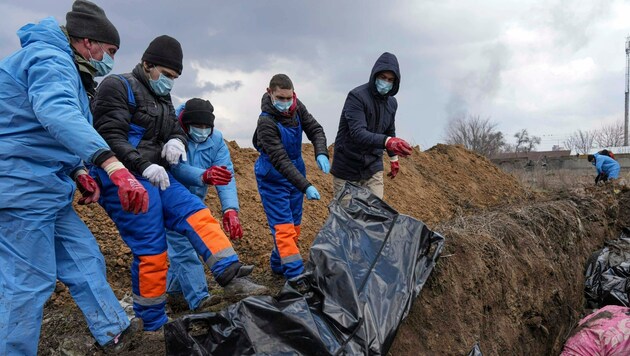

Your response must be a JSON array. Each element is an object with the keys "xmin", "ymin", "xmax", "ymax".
[
  {"xmin": 297, "ymin": 100, "xmax": 328, "ymax": 158},
  {"xmin": 92, "ymin": 76, "xmax": 151, "ymax": 175},
  {"xmin": 212, "ymin": 135, "xmax": 239, "ymax": 212},
  {"xmin": 27, "ymin": 54, "xmax": 110, "ymax": 164},
  {"xmin": 384, "ymin": 98, "xmax": 399, "ymax": 158},
  {"xmin": 343, "ymin": 92, "xmax": 389, "ymax": 148},
  {"xmin": 595, "ymin": 158, "xmax": 604, "ymax": 175},
  {"xmin": 170, "ymin": 161, "xmax": 206, "ymax": 187},
  {"xmin": 257, "ymin": 116, "xmax": 312, "ymax": 192}
]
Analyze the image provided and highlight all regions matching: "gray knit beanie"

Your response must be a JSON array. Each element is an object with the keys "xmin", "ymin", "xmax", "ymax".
[{"xmin": 66, "ymin": 0, "xmax": 120, "ymax": 48}]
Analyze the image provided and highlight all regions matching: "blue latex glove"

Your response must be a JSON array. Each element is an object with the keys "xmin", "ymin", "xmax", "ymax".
[
  {"xmin": 305, "ymin": 186, "xmax": 320, "ymax": 200},
  {"xmin": 316, "ymin": 154, "xmax": 330, "ymax": 174}
]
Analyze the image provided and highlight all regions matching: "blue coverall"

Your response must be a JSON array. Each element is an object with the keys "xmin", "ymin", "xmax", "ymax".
[
  {"xmin": 91, "ymin": 75, "xmax": 240, "ymax": 331},
  {"xmin": 255, "ymin": 114, "xmax": 306, "ymax": 279},
  {"xmin": 593, "ymin": 153, "xmax": 620, "ymax": 179},
  {"xmin": 0, "ymin": 17, "xmax": 130, "ymax": 354},
  {"xmin": 167, "ymin": 117, "xmax": 240, "ymax": 310}
]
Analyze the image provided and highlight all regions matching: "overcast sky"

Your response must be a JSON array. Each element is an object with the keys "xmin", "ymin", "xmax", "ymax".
[{"xmin": 1, "ymin": 0, "xmax": 628, "ymax": 150}]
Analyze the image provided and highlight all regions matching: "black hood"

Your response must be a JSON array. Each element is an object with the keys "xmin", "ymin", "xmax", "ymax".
[{"xmin": 369, "ymin": 52, "xmax": 400, "ymax": 97}]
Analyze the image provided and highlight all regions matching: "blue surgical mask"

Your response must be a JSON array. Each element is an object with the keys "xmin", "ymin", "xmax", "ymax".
[
  {"xmin": 189, "ymin": 126, "xmax": 212, "ymax": 143},
  {"xmin": 273, "ymin": 98, "xmax": 293, "ymax": 113},
  {"xmin": 149, "ymin": 70, "xmax": 174, "ymax": 96},
  {"xmin": 89, "ymin": 43, "xmax": 114, "ymax": 77},
  {"xmin": 375, "ymin": 78, "xmax": 393, "ymax": 95}
]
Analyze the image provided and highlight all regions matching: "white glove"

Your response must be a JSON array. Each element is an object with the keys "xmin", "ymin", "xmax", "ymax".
[
  {"xmin": 161, "ymin": 139, "xmax": 187, "ymax": 165},
  {"xmin": 142, "ymin": 164, "xmax": 170, "ymax": 190}
]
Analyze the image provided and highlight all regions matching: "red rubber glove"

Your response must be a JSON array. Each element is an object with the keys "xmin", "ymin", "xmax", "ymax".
[
  {"xmin": 202, "ymin": 166, "xmax": 232, "ymax": 186},
  {"xmin": 222, "ymin": 209, "xmax": 243, "ymax": 240},
  {"xmin": 387, "ymin": 161, "xmax": 400, "ymax": 179},
  {"xmin": 385, "ymin": 137, "xmax": 413, "ymax": 157},
  {"xmin": 109, "ymin": 168, "xmax": 149, "ymax": 214},
  {"xmin": 76, "ymin": 173, "xmax": 100, "ymax": 205}
]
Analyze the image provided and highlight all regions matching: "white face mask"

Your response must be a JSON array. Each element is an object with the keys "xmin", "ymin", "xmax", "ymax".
[{"xmin": 189, "ymin": 126, "xmax": 212, "ymax": 143}]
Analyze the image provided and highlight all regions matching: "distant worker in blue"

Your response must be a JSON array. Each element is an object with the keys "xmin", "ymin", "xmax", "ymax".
[
  {"xmin": 588, "ymin": 152, "xmax": 621, "ymax": 184},
  {"xmin": 331, "ymin": 52, "xmax": 413, "ymax": 199},
  {"xmin": 0, "ymin": 1, "xmax": 148, "ymax": 354},
  {"xmin": 253, "ymin": 74, "xmax": 329, "ymax": 291},
  {"xmin": 166, "ymin": 98, "xmax": 245, "ymax": 311},
  {"xmin": 91, "ymin": 36, "xmax": 267, "ymax": 332}
]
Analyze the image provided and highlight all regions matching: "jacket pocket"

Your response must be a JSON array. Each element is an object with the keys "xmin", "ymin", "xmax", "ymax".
[
  {"xmin": 254, "ymin": 157, "xmax": 273, "ymax": 178},
  {"xmin": 128, "ymin": 123, "xmax": 146, "ymax": 148}
]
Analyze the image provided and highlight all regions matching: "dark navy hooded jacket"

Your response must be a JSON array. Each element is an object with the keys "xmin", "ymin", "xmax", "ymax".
[{"xmin": 331, "ymin": 52, "xmax": 400, "ymax": 181}]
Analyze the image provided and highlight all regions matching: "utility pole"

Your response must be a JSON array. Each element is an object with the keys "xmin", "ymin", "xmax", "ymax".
[{"xmin": 625, "ymin": 36, "xmax": 630, "ymax": 146}]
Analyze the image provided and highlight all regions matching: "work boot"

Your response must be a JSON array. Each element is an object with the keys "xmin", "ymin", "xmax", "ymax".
[
  {"xmin": 101, "ymin": 317, "xmax": 143, "ymax": 354},
  {"xmin": 193, "ymin": 294, "xmax": 222, "ymax": 312},
  {"xmin": 236, "ymin": 264, "xmax": 254, "ymax": 278},
  {"xmin": 223, "ymin": 276, "xmax": 269, "ymax": 299}
]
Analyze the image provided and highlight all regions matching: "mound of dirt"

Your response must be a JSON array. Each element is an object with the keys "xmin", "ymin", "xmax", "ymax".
[{"xmin": 38, "ymin": 144, "xmax": 617, "ymax": 355}]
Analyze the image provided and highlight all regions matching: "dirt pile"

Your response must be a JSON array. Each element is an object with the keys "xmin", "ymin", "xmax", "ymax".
[{"xmin": 38, "ymin": 144, "xmax": 619, "ymax": 355}]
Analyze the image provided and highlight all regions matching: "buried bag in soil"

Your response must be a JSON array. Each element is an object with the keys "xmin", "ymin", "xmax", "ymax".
[
  {"xmin": 584, "ymin": 228, "xmax": 630, "ymax": 309},
  {"xmin": 164, "ymin": 183, "xmax": 445, "ymax": 355}
]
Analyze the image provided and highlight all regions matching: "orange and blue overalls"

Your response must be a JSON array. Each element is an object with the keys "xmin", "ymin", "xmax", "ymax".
[
  {"xmin": 254, "ymin": 113, "xmax": 305, "ymax": 279},
  {"xmin": 90, "ymin": 76, "xmax": 239, "ymax": 331}
]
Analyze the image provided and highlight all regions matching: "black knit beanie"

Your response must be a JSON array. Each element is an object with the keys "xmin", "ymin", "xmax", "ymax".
[
  {"xmin": 182, "ymin": 98, "xmax": 215, "ymax": 127},
  {"xmin": 66, "ymin": 0, "xmax": 120, "ymax": 47},
  {"xmin": 142, "ymin": 35, "xmax": 183, "ymax": 75}
]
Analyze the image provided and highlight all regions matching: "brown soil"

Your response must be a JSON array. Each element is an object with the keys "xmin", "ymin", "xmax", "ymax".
[{"xmin": 37, "ymin": 144, "xmax": 625, "ymax": 355}]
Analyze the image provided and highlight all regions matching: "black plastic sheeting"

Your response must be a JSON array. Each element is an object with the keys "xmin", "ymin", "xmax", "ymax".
[
  {"xmin": 467, "ymin": 342, "xmax": 483, "ymax": 356},
  {"xmin": 164, "ymin": 183, "xmax": 445, "ymax": 355},
  {"xmin": 584, "ymin": 228, "xmax": 630, "ymax": 309}
]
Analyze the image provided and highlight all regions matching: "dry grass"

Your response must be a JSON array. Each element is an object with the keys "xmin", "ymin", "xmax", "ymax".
[{"xmin": 507, "ymin": 168, "xmax": 594, "ymax": 192}]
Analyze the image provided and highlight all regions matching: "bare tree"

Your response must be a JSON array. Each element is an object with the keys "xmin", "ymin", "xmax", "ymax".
[
  {"xmin": 594, "ymin": 121, "xmax": 624, "ymax": 147},
  {"xmin": 564, "ymin": 130, "xmax": 594, "ymax": 154},
  {"xmin": 445, "ymin": 114, "xmax": 505, "ymax": 157},
  {"xmin": 513, "ymin": 129, "xmax": 541, "ymax": 153}
]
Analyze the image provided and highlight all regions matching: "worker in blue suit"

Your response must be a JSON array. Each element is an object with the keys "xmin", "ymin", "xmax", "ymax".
[
  {"xmin": 253, "ymin": 74, "xmax": 329, "ymax": 291},
  {"xmin": 166, "ymin": 98, "xmax": 245, "ymax": 311},
  {"xmin": 92, "ymin": 38, "xmax": 267, "ymax": 331},
  {"xmin": 588, "ymin": 152, "xmax": 621, "ymax": 184},
  {"xmin": 0, "ymin": 1, "xmax": 148, "ymax": 354}
]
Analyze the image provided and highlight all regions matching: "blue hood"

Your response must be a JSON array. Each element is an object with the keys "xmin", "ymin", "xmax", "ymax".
[{"xmin": 18, "ymin": 17, "xmax": 72, "ymax": 57}]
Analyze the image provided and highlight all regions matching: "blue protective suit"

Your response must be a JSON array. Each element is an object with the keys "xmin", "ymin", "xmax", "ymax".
[
  {"xmin": 593, "ymin": 153, "xmax": 620, "ymax": 179},
  {"xmin": 0, "ymin": 18, "xmax": 129, "ymax": 354},
  {"xmin": 167, "ymin": 110, "xmax": 240, "ymax": 309},
  {"xmin": 255, "ymin": 113, "xmax": 306, "ymax": 279}
]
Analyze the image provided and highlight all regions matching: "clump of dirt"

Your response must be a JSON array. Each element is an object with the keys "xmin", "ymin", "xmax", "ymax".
[{"xmin": 37, "ymin": 144, "xmax": 620, "ymax": 355}]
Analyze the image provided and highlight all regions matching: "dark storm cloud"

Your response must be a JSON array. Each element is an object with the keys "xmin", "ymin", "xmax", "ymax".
[{"xmin": 0, "ymin": 0, "xmax": 626, "ymax": 150}]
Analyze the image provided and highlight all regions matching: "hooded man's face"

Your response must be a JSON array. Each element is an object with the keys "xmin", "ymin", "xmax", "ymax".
[{"xmin": 376, "ymin": 71, "xmax": 396, "ymax": 84}]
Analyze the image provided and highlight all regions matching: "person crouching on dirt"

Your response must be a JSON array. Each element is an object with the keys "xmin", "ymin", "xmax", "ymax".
[
  {"xmin": 588, "ymin": 153, "xmax": 620, "ymax": 185},
  {"xmin": 0, "ymin": 1, "xmax": 148, "ymax": 354},
  {"xmin": 331, "ymin": 52, "xmax": 413, "ymax": 199},
  {"xmin": 165, "ymin": 98, "xmax": 250, "ymax": 312},
  {"xmin": 91, "ymin": 36, "xmax": 267, "ymax": 332},
  {"xmin": 253, "ymin": 74, "xmax": 329, "ymax": 291}
]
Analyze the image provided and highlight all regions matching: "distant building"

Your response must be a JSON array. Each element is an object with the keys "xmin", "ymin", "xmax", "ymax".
[
  {"xmin": 570, "ymin": 146, "xmax": 630, "ymax": 156},
  {"xmin": 491, "ymin": 150, "xmax": 571, "ymax": 161}
]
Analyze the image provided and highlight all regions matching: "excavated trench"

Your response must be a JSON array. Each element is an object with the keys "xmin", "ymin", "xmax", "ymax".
[{"xmin": 37, "ymin": 145, "xmax": 624, "ymax": 355}]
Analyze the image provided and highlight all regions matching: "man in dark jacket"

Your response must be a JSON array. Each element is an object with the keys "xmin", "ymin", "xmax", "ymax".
[
  {"xmin": 92, "ymin": 35, "xmax": 267, "ymax": 332},
  {"xmin": 253, "ymin": 74, "xmax": 329, "ymax": 288},
  {"xmin": 331, "ymin": 52, "xmax": 413, "ymax": 199}
]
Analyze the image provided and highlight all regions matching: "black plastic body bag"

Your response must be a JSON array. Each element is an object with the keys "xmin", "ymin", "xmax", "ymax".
[
  {"xmin": 164, "ymin": 183, "xmax": 445, "ymax": 355},
  {"xmin": 584, "ymin": 228, "xmax": 630, "ymax": 308}
]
